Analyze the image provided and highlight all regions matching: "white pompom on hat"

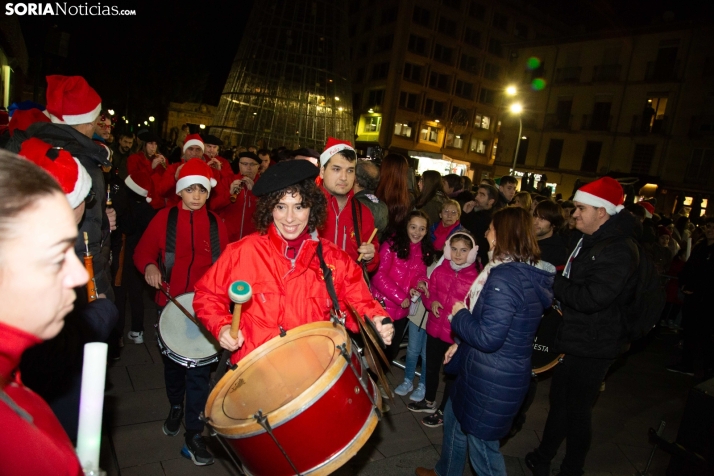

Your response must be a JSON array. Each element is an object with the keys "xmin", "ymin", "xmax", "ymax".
[
  {"xmin": 45, "ymin": 75, "xmax": 102, "ymax": 125},
  {"xmin": 18, "ymin": 137, "xmax": 92, "ymax": 209},
  {"xmin": 175, "ymin": 158, "xmax": 217, "ymax": 195},
  {"xmin": 573, "ymin": 177, "xmax": 625, "ymax": 216}
]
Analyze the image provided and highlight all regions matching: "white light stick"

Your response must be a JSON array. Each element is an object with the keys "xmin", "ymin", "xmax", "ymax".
[{"xmin": 76, "ymin": 342, "xmax": 108, "ymax": 473}]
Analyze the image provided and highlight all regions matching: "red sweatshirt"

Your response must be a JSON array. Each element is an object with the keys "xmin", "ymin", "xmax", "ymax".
[
  {"xmin": 134, "ymin": 204, "xmax": 228, "ymax": 306},
  {"xmin": 0, "ymin": 321, "xmax": 82, "ymax": 476},
  {"xmin": 319, "ymin": 188, "xmax": 380, "ymax": 273}
]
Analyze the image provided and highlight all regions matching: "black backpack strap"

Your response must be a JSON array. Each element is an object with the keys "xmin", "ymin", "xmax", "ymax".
[
  {"xmin": 207, "ymin": 211, "xmax": 220, "ymax": 263},
  {"xmin": 350, "ymin": 197, "xmax": 371, "ymax": 286},
  {"xmin": 316, "ymin": 241, "xmax": 340, "ymax": 315},
  {"xmin": 164, "ymin": 207, "xmax": 179, "ymax": 281}
]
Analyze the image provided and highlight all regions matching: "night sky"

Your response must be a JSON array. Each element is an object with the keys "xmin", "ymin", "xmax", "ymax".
[{"xmin": 13, "ymin": 0, "xmax": 708, "ymax": 130}]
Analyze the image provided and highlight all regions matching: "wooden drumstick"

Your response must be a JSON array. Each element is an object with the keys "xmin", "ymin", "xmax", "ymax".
[
  {"xmin": 357, "ymin": 228, "xmax": 378, "ymax": 261},
  {"xmin": 228, "ymin": 280, "xmax": 252, "ymax": 339}
]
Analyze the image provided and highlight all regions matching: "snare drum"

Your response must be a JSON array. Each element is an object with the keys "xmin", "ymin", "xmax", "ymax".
[
  {"xmin": 532, "ymin": 307, "xmax": 565, "ymax": 376},
  {"xmin": 205, "ymin": 321, "xmax": 381, "ymax": 476},
  {"xmin": 157, "ymin": 292, "xmax": 221, "ymax": 367}
]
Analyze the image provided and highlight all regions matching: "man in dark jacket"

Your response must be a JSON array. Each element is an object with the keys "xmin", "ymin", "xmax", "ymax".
[
  {"xmin": 533, "ymin": 200, "xmax": 568, "ymax": 270},
  {"xmin": 526, "ymin": 177, "xmax": 638, "ymax": 476},
  {"xmin": 354, "ymin": 159, "xmax": 388, "ymax": 240},
  {"xmin": 5, "ymin": 75, "xmax": 114, "ymax": 300},
  {"xmin": 461, "ymin": 184, "xmax": 498, "ymax": 265}
]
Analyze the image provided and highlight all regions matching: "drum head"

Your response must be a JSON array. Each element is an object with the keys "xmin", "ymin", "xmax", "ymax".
[
  {"xmin": 206, "ymin": 322, "xmax": 349, "ymax": 436},
  {"xmin": 158, "ymin": 292, "xmax": 221, "ymax": 360},
  {"xmin": 532, "ymin": 307, "xmax": 564, "ymax": 374}
]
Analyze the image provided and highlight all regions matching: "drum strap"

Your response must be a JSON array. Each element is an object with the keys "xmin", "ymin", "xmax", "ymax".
[
  {"xmin": 316, "ymin": 241, "xmax": 341, "ymax": 315},
  {"xmin": 351, "ymin": 198, "xmax": 370, "ymax": 287},
  {"xmin": 164, "ymin": 207, "xmax": 221, "ymax": 281}
]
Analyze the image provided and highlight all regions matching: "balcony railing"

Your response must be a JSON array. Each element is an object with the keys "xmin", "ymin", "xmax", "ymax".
[
  {"xmin": 555, "ymin": 66, "xmax": 582, "ymax": 83},
  {"xmin": 581, "ymin": 114, "xmax": 612, "ymax": 132},
  {"xmin": 645, "ymin": 60, "xmax": 680, "ymax": 82},
  {"xmin": 544, "ymin": 113, "xmax": 573, "ymax": 130},
  {"xmin": 592, "ymin": 64, "xmax": 622, "ymax": 82},
  {"xmin": 630, "ymin": 115, "xmax": 669, "ymax": 135}
]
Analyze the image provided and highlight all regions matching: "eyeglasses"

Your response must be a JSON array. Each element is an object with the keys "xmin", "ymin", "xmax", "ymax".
[
  {"xmin": 96, "ymin": 123, "xmax": 112, "ymax": 129},
  {"xmin": 239, "ymin": 162, "xmax": 259, "ymax": 167},
  {"xmin": 442, "ymin": 210, "xmax": 458, "ymax": 215}
]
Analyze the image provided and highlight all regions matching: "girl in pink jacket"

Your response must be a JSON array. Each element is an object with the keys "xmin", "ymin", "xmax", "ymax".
[
  {"xmin": 408, "ymin": 232, "xmax": 479, "ymax": 427},
  {"xmin": 372, "ymin": 211, "xmax": 436, "ymax": 399}
]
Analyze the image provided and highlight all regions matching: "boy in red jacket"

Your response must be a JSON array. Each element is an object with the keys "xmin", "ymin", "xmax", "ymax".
[{"xmin": 134, "ymin": 158, "xmax": 228, "ymax": 466}]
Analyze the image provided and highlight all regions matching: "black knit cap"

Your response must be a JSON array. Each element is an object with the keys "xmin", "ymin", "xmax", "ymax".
[
  {"xmin": 252, "ymin": 159, "xmax": 319, "ymax": 197},
  {"xmin": 237, "ymin": 151, "xmax": 261, "ymax": 164},
  {"xmin": 201, "ymin": 134, "xmax": 223, "ymax": 146},
  {"xmin": 137, "ymin": 131, "xmax": 160, "ymax": 143}
]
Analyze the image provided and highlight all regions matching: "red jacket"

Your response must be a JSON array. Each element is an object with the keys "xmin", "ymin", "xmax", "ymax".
[
  {"xmin": 319, "ymin": 188, "xmax": 380, "ymax": 273},
  {"xmin": 193, "ymin": 225, "xmax": 386, "ymax": 364},
  {"xmin": 210, "ymin": 172, "xmax": 259, "ymax": 243},
  {"xmin": 134, "ymin": 204, "xmax": 228, "ymax": 306},
  {"xmin": 0, "ymin": 322, "xmax": 82, "ymax": 476}
]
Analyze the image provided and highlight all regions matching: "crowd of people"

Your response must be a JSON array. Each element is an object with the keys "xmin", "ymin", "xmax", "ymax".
[{"xmin": 1, "ymin": 75, "xmax": 713, "ymax": 475}]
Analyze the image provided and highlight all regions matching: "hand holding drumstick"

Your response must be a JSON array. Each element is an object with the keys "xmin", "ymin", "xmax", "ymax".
[{"xmin": 218, "ymin": 280, "xmax": 252, "ymax": 351}]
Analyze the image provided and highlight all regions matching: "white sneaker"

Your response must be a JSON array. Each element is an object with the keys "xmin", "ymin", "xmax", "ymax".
[{"xmin": 127, "ymin": 331, "xmax": 144, "ymax": 344}]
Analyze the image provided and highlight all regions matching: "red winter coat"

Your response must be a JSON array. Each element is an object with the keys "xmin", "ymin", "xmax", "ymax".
[
  {"xmin": 193, "ymin": 224, "xmax": 386, "ymax": 364},
  {"xmin": 127, "ymin": 151, "xmax": 166, "ymax": 209},
  {"xmin": 210, "ymin": 172, "xmax": 259, "ymax": 243},
  {"xmin": 320, "ymin": 188, "xmax": 380, "ymax": 273},
  {"xmin": 423, "ymin": 260, "xmax": 479, "ymax": 344},
  {"xmin": 134, "ymin": 204, "xmax": 228, "ymax": 307},
  {"xmin": 371, "ymin": 240, "xmax": 427, "ymax": 321},
  {"xmin": 0, "ymin": 322, "xmax": 82, "ymax": 476}
]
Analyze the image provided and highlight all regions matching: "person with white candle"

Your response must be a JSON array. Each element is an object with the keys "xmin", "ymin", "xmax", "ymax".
[{"xmin": 0, "ymin": 149, "xmax": 89, "ymax": 475}]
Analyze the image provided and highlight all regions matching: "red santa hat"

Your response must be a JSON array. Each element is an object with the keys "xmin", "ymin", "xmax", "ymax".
[
  {"xmin": 183, "ymin": 134, "xmax": 204, "ymax": 153},
  {"xmin": 573, "ymin": 177, "xmax": 624, "ymax": 216},
  {"xmin": 8, "ymin": 108, "xmax": 51, "ymax": 136},
  {"xmin": 125, "ymin": 172, "xmax": 154, "ymax": 203},
  {"xmin": 637, "ymin": 201, "xmax": 654, "ymax": 219},
  {"xmin": 175, "ymin": 158, "xmax": 217, "ymax": 195},
  {"xmin": 45, "ymin": 75, "xmax": 102, "ymax": 125},
  {"xmin": 319, "ymin": 137, "xmax": 354, "ymax": 167},
  {"xmin": 18, "ymin": 138, "xmax": 92, "ymax": 209}
]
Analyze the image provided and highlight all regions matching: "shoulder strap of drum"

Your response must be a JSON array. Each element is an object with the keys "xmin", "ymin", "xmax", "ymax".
[
  {"xmin": 351, "ymin": 197, "xmax": 370, "ymax": 287},
  {"xmin": 316, "ymin": 241, "xmax": 340, "ymax": 315},
  {"xmin": 207, "ymin": 211, "xmax": 220, "ymax": 263},
  {"xmin": 165, "ymin": 206, "xmax": 179, "ymax": 281}
]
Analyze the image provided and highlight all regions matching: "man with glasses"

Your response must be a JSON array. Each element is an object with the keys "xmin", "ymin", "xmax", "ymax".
[{"xmin": 213, "ymin": 151, "xmax": 261, "ymax": 242}]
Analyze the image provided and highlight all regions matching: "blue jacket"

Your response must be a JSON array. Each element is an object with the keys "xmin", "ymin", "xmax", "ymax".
[{"xmin": 448, "ymin": 261, "xmax": 555, "ymax": 440}]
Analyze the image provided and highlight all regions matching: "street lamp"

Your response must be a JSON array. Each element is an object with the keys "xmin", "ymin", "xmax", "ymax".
[
  {"xmin": 506, "ymin": 85, "xmax": 517, "ymax": 97},
  {"xmin": 149, "ymin": 116, "xmax": 155, "ymax": 122},
  {"xmin": 509, "ymin": 102, "xmax": 524, "ymax": 174},
  {"xmin": 107, "ymin": 109, "xmax": 115, "ymax": 116}
]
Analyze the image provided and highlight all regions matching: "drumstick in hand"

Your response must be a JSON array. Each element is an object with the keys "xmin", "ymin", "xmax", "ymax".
[
  {"xmin": 357, "ymin": 228, "xmax": 378, "ymax": 262},
  {"xmin": 228, "ymin": 280, "xmax": 252, "ymax": 339}
]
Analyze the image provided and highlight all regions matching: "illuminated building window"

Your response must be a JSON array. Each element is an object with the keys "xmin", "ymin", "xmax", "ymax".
[
  {"xmin": 470, "ymin": 138, "xmax": 489, "ymax": 154},
  {"xmin": 446, "ymin": 132, "xmax": 464, "ymax": 149},
  {"xmin": 394, "ymin": 122, "xmax": 415, "ymax": 138},
  {"xmin": 420, "ymin": 126, "xmax": 441, "ymax": 143},
  {"xmin": 474, "ymin": 114, "xmax": 491, "ymax": 130},
  {"xmin": 364, "ymin": 116, "xmax": 382, "ymax": 133}
]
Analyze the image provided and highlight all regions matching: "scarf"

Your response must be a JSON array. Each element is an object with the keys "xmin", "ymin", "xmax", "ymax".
[{"xmin": 466, "ymin": 257, "xmax": 511, "ymax": 312}]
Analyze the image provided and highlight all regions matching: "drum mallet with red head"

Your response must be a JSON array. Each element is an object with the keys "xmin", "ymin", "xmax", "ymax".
[{"xmin": 228, "ymin": 280, "xmax": 252, "ymax": 339}]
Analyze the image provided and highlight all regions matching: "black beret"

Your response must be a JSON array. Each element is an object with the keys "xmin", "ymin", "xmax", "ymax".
[
  {"xmin": 137, "ymin": 131, "xmax": 160, "ymax": 143},
  {"xmin": 292, "ymin": 147, "xmax": 320, "ymax": 159},
  {"xmin": 201, "ymin": 134, "xmax": 223, "ymax": 146},
  {"xmin": 252, "ymin": 160, "xmax": 319, "ymax": 197},
  {"xmin": 237, "ymin": 151, "xmax": 261, "ymax": 164}
]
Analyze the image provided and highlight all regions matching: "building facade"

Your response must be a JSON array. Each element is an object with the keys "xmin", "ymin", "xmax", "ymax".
[
  {"xmin": 496, "ymin": 22, "xmax": 714, "ymax": 216},
  {"xmin": 163, "ymin": 102, "xmax": 217, "ymax": 144},
  {"xmin": 348, "ymin": 0, "xmax": 563, "ymax": 177},
  {"xmin": 209, "ymin": 0, "xmax": 354, "ymax": 150}
]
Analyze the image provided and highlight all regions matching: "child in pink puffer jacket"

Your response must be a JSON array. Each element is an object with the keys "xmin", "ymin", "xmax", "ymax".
[
  {"xmin": 372, "ymin": 211, "xmax": 436, "ymax": 399},
  {"xmin": 408, "ymin": 232, "xmax": 479, "ymax": 427}
]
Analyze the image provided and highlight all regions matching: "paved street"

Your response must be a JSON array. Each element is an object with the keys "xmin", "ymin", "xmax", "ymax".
[{"xmin": 99, "ymin": 296, "xmax": 694, "ymax": 476}]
